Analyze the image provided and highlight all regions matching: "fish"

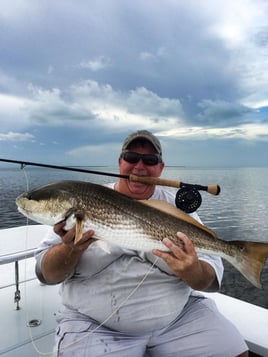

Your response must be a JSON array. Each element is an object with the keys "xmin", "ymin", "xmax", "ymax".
[{"xmin": 16, "ymin": 180, "xmax": 268, "ymax": 288}]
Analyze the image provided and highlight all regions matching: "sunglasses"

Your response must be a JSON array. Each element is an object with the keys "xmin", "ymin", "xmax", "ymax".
[{"xmin": 120, "ymin": 151, "xmax": 162, "ymax": 166}]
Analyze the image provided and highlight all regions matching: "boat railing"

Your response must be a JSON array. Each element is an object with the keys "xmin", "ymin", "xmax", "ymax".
[
  {"xmin": 0, "ymin": 247, "xmax": 41, "ymax": 265},
  {"xmin": 0, "ymin": 225, "xmax": 49, "ymax": 311},
  {"xmin": 0, "ymin": 246, "xmax": 43, "ymax": 310}
]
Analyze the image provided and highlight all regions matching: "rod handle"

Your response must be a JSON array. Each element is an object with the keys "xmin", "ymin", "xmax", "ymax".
[
  {"xmin": 130, "ymin": 175, "xmax": 181, "ymax": 188},
  {"xmin": 207, "ymin": 184, "xmax": 221, "ymax": 195},
  {"xmin": 129, "ymin": 175, "xmax": 221, "ymax": 196}
]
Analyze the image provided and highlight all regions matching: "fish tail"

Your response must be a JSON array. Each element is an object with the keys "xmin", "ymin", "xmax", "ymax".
[{"xmin": 232, "ymin": 241, "xmax": 268, "ymax": 288}]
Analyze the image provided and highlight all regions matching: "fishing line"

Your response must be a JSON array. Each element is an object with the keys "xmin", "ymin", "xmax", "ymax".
[
  {"xmin": 8, "ymin": 157, "xmax": 220, "ymax": 354},
  {"xmin": 55, "ymin": 256, "xmax": 161, "ymax": 356},
  {"xmin": 17, "ymin": 166, "xmax": 51, "ymax": 356},
  {"xmin": 20, "ymin": 166, "xmax": 43, "ymax": 355},
  {"xmin": 17, "ymin": 165, "xmax": 162, "ymax": 355},
  {"xmin": 24, "ymin": 255, "xmax": 160, "ymax": 356}
]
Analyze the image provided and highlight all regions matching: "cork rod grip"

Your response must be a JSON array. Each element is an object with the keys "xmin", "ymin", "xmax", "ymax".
[
  {"xmin": 207, "ymin": 185, "xmax": 221, "ymax": 195},
  {"xmin": 129, "ymin": 175, "xmax": 220, "ymax": 195},
  {"xmin": 129, "ymin": 174, "xmax": 181, "ymax": 188}
]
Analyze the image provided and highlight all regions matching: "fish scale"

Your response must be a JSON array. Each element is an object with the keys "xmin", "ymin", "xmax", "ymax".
[{"xmin": 16, "ymin": 180, "xmax": 268, "ymax": 288}]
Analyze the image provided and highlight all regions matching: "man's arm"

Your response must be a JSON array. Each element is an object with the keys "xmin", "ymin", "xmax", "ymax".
[{"xmin": 37, "ymin": 222, "xmax": 95, "ymax": 284}]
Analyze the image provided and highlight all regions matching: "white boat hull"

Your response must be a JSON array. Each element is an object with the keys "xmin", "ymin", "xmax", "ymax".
[{"xmin": 0, "ymin": 225, "xmax": 267, "ymax": 356}]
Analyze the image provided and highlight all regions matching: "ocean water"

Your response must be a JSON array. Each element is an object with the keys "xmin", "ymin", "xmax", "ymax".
[{"xmin": 0, "ymin": 166, "xmax": 268, "ymax": 308}]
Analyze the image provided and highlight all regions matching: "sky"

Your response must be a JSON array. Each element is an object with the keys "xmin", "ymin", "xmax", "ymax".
[{"xmin": 0, "ymin": 0, "xmax": 268, "ymax": 168}]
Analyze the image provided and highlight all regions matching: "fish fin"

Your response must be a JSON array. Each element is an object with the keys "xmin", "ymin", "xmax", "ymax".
[
  {"xmin": 231, "ymin": 241, "xmax": 268, "ymax": 289},
  {"xmin": 74, "ymin": 212, "xmax": 85, "ymax": 244},
  {"xmin": 140, "ymin": 199, "xmax": 217, "ymax": 239}
]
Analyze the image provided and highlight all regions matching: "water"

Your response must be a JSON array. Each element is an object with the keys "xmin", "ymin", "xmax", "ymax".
[
  {"xmin": 0, "ymin": 166, "xmax": 268, "ymax": 308},
  {"xmin": 0, "ymin": 166, "xmax": 119, "ymax": 228}
]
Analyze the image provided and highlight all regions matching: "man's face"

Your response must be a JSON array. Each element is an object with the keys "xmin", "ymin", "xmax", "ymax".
[{"xmin": 118, "ymin": 141, "xmax": 164, "ymax": 199}]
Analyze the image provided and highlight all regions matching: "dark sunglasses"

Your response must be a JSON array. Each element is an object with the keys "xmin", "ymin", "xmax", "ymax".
[{"xmin": 120, "ymin": 151, "xmax": 162, "ymax": 166}]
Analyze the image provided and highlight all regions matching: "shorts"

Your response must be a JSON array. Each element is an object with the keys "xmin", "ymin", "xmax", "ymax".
[{"xmin": 54, "ymin": 296, "xmax": 248, "ymax": 357}]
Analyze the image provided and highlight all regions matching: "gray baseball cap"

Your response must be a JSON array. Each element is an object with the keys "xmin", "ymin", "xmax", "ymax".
[{"xmin": 122, "ymin": 130, "xmax": 162, "ymax": 155}]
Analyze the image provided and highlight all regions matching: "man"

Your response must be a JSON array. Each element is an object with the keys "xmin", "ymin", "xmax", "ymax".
[{"xmin": 35, "ymin": 130, "xmax": 248, "ymax": 356}]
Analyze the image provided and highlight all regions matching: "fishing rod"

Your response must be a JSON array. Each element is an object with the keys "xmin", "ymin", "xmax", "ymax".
[
  {"xmin": 0, "ymin": 158, "xmax": 128, "ymax": 179},
  {"xmin": 0, "ymin": 158, "xmax": 220, "ymax": 213}
]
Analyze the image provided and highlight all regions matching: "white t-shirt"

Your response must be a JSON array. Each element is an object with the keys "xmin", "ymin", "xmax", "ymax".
[{"xmin": 35, "ymin": 184, "xmax": 223, "ymax": 333}]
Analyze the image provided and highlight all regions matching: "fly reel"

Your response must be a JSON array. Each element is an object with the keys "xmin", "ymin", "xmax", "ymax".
[{"xmin": 175, "ymin": 187, "xmax": 202, "ymax": 213}]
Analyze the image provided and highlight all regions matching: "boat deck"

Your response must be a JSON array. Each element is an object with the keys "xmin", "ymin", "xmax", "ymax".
[
  {"xmin": 1, "ymin": 279, "xmax": 60, "ymax": 356},
  {"xmin": 0, "ymin": 225, "xmax": 60, "ymax": 356}
]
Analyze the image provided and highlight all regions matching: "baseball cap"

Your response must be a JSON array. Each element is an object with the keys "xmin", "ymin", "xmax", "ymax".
[{"xmin": 122, "ymin": 130, "xmax": 162, "ymax": 155}]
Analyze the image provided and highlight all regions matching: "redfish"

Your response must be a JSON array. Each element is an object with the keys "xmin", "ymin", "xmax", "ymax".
[{"xmin": 16, "ymin": 180, "xmax": 268, "ymax": 288}]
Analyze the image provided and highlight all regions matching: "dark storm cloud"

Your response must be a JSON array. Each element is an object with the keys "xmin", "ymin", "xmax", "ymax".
[
  {"xmin": 196, "ymin": 100, "xmax": 255, "ymax": 127},
  {"xmin": 0, "ymin": 0, "xmax": 268, "ymax": 166}
]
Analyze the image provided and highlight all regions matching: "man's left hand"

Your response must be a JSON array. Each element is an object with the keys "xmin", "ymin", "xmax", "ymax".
[{"xmin": 153, "ymin": 232, "xmax": 216, "ymax": 290}]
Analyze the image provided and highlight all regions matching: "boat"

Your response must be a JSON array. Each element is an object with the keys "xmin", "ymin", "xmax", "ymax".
[
  {"xmin": 0, "ymin": 225, "xmax": 60, "ymax": 357},
  {"xmin": 1, "ymin": 224, "xmax": 268, "ymax": 357}
]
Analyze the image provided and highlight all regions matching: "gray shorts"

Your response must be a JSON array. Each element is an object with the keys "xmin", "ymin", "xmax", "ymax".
[{"xmin": 54, "ymin": 296, "xmax": 248, "ymax": 357}]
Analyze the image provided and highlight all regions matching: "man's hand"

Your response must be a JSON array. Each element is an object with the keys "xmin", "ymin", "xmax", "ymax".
[
  {"xmin": 54, "ymin": 221, "xmax": 95, "ymax": 253},
  {"xmin": 40, "ymin": 222, "xmax": 95, "ymax": 284},
  {"xmin": 153, "ymin": 232, "xmax": 216, "ymax": 290}
]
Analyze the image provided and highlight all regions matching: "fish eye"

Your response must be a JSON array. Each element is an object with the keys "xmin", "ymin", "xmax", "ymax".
[{"xmin": 239, "ymin": 245, "xmax": 245, "ymax": 252}]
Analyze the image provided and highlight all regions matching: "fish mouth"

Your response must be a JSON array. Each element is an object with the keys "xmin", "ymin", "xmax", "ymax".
[{"xmin": 17, "ymin": 206, "xmax": 32, "ymax": 216}]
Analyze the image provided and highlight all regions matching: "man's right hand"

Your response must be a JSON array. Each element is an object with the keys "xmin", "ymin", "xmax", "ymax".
[
  {"xmin": 39, "ymin": 223, "xmax": 95, "ymax": 284},
  {"xmin": 54, "ymin": 221, "xmax": 95, "ymax": 253}
]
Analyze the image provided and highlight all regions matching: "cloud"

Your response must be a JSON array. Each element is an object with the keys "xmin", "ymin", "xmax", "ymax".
[
  {"xmin": 67, "ymin": 142, "xmax": 121, "ymax": 165},
  {"xmin": 156, "ymin": 122, "xmax": 268, "ymax": 141},
  {"xmin": 0, "ymin": 131, "xmax": 34, "ymax": 141},
  {"xmin": 68, "ymin": 142, "xmax": 119, "ymax": 155},
  {"xmin": 0, "ymin": 94, "xmax": 31, "ymax": 130},
  {"xmin": 1, "ymin": 78, "xmax": 267, "ymax": 145},
  {"xmin": 196, "ymin": 99, "xmax": 254, "ymax": 126},
  {"xmin": 19, "ymin": 80, "xmax": 185, "ymax": 131},
  {"xmin": 242, "ymin": 93, "xmax": 268, "ymax": 109},
  {"xmin": 139, "ymin": 47, "xmax": 167, "ymax": 62},
  {"xmin": 79, "ymin": 56, "xmax": 111, "ymax": 71},
  {"xmin": 47, "ymin": 65, "xmax": 55, "ymax": 75},
  {"xmin": 0, "ymin": 0, "xmax": 267, "ymax": 167},
  {"xmin": 24, "ymin": 85, "xmax": 91, "ymax": 126},
  {"xmin": 0, "ymin": 71, "xmax": 19, "ymax": 92}
]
